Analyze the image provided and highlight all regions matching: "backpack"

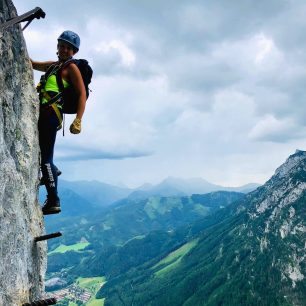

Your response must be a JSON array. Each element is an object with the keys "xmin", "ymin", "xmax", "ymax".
[{"xmin": 56, "ymin": 59, "xmax": 93, "ymax": 114}]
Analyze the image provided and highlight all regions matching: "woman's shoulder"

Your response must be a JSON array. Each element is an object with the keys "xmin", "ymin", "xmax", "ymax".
[
  {"xmin": 64, "ymin": 61, "xmax": 81, "ymax": 77},
  {"xmin": 62, "ymin": 60, "xmax": 82, "ymax": 84},
  {"xmin": 65, "ymin": 61, "xmax": 78, "ymax": 71}
]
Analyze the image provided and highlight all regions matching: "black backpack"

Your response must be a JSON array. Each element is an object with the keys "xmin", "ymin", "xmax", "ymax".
[{"xmin": 56, "ymin": 59, "xmax": 93, "ymax": 114}]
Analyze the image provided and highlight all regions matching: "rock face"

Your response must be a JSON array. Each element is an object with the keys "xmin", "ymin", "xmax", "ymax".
[{"xmin": 0, "ymin": 1, "xmax": 46, "ymax": 305}]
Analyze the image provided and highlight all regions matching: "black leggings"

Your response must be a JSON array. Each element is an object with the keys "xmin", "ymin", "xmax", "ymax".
[{"xmin": 38, "ymin": 105, "xmax": 62, "ymax": 200}]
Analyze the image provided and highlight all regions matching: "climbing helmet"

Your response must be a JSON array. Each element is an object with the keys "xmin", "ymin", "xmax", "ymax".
[{"xmin": 58, "ymin": 30, "xmax": 80, "ymax": 51}]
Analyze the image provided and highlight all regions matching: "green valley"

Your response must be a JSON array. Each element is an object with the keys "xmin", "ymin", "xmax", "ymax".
[
  {"xmin": 45, "ymin": 153, "xmax": 306, "ymax": 306},
  {"xmin": 45, "ymin": 191, "xmax": 244, "ymax": 304}
]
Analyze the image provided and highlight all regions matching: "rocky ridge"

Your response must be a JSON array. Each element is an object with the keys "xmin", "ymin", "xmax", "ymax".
[
  {"xmin": 245, "ymin": 150, "xmax": 306, "ymax": 288},
  {"xmin": 0, "ymin": 1, "xmax": 46, "ymax": 305}
]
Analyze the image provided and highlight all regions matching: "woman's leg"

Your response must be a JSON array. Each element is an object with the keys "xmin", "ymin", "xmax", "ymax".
[{"xmin": 38, "ymin": 106, "xmax": 61, "ymax": 211}]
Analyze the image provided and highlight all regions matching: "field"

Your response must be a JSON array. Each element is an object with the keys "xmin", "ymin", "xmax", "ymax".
[
  {"xmin": 86, "ymin": 298, "xmax": 105, "ymax": 306},
  {"xmin": 153, "ymin": 239, "xmax": 198, "ymax": 277},
  {"xmin": 48, "ymin": 242, "xmax": 90, "ymax": 255},
  {"xmin": 77, "ymin": 276, "xmax": 106, "ymax": 291}
]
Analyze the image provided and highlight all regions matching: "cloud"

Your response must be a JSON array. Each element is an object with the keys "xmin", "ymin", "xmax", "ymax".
[
  {"xmin": 56, "ymin": 145, "xmax": 153, "ymax": 161},
  {"xmin": 90, "ymin": 39, "xmax": 137, "ymax": 76},
  {"xmin": 167, "ymin": 55, "xmax": 241, "ymax": 94},
  {"xmin": 14, "ymin": 0, "xmax": 306, "ymax": 187},
  {"xmin": 249, "ymin": 115, "xmax": 305, "ymax": 142},
  {"xmin": 54, "ymin": 74, "xmax": 186, "ymax": 163},
  {"xmin": 101, "ymin": 40, "xmax": 135, "ymax": 67}
]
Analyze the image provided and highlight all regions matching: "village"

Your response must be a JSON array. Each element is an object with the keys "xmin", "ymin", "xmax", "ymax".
[{"xmin": 48, "ymin": 284, "xmax": 92, "ymax": 304}]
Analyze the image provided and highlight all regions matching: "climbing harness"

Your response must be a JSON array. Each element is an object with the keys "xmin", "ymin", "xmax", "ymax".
[
  {"xmin": 38, "ymin": 62, "xmax": 65, "ymax": 134},
  {"xmin": 42, "ymin": 92, "xmax": 63, "ymax": 124},
  {"xmin": 0, "ymin": 7, "xmax": 45, "ymax": 32},
  {"xmin": 37, "ymin": 58, "xmax": 92, "ymax": 135}
]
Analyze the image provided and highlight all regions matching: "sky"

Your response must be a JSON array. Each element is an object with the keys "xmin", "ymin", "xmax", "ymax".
[{"xmin": 11, "ymin": 0, "xmax": 306, "ymax": 188}]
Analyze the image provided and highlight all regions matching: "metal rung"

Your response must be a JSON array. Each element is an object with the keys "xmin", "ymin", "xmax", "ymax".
[
  {"xmin": 35, "ymin": 232, "xmax": 62, "ymax": 242},
  {"xmin": 22, "ymin": 297, "xmax": 57, "ymax": 306},
  {"xmin": 0, "ymin": 7, "xmax": 45, "ymax": 32}
]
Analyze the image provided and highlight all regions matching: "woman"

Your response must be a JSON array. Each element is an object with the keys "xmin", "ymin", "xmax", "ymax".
[{"xmin": 31, "ymin": 30, "xmax": 86, "ymax": 215}]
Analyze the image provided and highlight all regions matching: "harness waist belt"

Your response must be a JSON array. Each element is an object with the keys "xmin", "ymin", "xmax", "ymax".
[{"xmin": 41, "ymin": 91, "xmax": 62, "ymax": 107}]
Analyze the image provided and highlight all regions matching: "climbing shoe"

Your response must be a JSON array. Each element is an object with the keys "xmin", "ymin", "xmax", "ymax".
[
  {"xmin": 40, "ymin": 168, "xmax": 62, "ymax": 186},
  {"xmin": 42, "ymin": 197, "xmax": 61, "ymax": 215}
]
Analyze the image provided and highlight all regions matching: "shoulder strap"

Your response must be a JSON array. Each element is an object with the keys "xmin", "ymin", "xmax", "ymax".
[
  {"xmin": 56, "ymin": 59, "xmax": 76, "ymax": 92},
  {"xmin": 44, "ymin": 61, "xmax": 60, "ymax": 80}
]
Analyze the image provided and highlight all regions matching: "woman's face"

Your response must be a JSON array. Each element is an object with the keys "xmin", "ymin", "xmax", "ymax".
[{"xmin": 57, "ymin": 41, "xmax": 76, "ymax": 60}]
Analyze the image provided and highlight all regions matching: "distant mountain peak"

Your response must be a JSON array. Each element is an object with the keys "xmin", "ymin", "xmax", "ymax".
[
  {"xmin": 161, "ymin": 176, "xmax": 210, "ymax": 184},
  {"xmin": 248, "ymin": 150, "xmax": 306, "ymax": 218},
  {"xmin": 274, "ymin": 149, "xmax": 306, "ymax": 178}
]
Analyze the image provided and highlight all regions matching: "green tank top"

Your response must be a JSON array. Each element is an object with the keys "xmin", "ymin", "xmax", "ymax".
[
  {"xmin": 45, "ymin": 74, "xmax": 69, "ymax": 92},
  {"xmin": 41, "ymin": 74, "xmax": 70, "ymax": 105}
]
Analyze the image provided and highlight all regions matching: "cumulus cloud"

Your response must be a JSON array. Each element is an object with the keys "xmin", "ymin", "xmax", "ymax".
[
  {"xmin": 14, "ymin": 0, "xmax": 306, "ymax": 186},
  {"xmin": 90, "ymin": 39, "xmax": 138, "ymax": 76},
  {"xmin": 249, "ymin": 115, "xmax": 304, "ymax": 142}
]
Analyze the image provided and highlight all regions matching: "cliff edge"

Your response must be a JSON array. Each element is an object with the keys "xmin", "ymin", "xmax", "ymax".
[{"xmin": 0, "ymin": 0, "xmax": 46, "ymax": 305}]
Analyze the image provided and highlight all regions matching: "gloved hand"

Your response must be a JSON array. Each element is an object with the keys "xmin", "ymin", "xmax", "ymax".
[{"xmin": 70, "ymin": 118, "xmax": 82, "ymax": 134}]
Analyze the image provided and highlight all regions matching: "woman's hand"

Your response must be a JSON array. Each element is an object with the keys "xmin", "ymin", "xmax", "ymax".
[
  {"xmin": 30, "ymin": 59, "xmax": 55, "ymax": 72},
  {"xmin": 70, "ymin": 118, "xmax": 82, "ymax": 134}
]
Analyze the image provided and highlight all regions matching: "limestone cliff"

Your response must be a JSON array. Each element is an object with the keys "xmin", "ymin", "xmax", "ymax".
[{"xmin": 0, "ymin": 0, "xmax": 46, "ymax": 305}]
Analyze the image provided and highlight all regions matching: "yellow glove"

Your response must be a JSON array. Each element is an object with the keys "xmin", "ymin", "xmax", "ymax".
[{"xmin": 70, "ymin": 118, "xmax": 82, "ymax": 134}]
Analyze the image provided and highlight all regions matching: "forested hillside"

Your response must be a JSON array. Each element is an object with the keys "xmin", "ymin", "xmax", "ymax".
[
  {"xmin": 46, "ymin": 192, "xmax": 244, "ymax": 290},
  {"xmin": 99, "ymin": 151, "xmax": 306, "ymax": 306}
]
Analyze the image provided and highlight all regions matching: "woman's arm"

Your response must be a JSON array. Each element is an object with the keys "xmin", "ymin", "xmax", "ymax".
[
  {"xmin": 66, "ymin": 63, "xmax": 86, "ymax": 120},
  {"xmin": 30, "ymin": 59, "xmax": 55, "ymax": 72},
  {"xmin": 65, "ymin": 63, "xmax": 86, "ymax": 134}
]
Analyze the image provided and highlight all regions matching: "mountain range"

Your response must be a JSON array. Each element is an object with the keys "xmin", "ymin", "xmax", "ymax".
[
  {"xmin": 44, "ymin": 152, "xmax": 306, "ymax": 305},
  {"xmin": 127, "ymin": 177, "xmax": 259, "ymax": 200},
  {"xmin": 97, "ymin": 150, "xmax": 306, "ymax": 305},
  {"xmin": 39, "ymin": 176, "xmax": 260, "ymax": 209}
]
